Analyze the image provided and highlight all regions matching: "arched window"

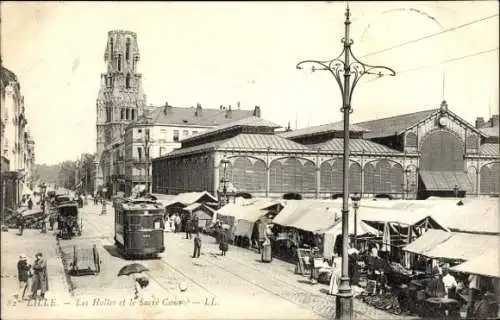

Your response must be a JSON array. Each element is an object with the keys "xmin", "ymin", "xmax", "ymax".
[
  {"xmin": 125, "ymin": 38, "xmax": 131, "ymax": 60},
  {"xmin": 126, "ymin": 74, "xmax": 131, "ymax": 89},
  {"xmin": 117, "ymin": 55, "xmax": 122, "ymax": 72},
  {"xmin": 126, "ymin": 108, "xmax": 130, "ymax": 120},
  {"xmin": 131, "ymin": 109, "xmax": 135, "ymax": 120},
  {"xmin": 406, "ymin": 132, "xmax": 417, "ymax": 147},
  {"xmin": 120, "ymin": 108, "xmax": 125, "ymax": 120},
  {"xmin": 110, "ymin": 38, "xmax": 114, "ymax": 56}
]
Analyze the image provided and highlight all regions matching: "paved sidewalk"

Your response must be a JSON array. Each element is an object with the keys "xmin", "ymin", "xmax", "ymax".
[{"xmin": 1, "ymin": 225, "xmax": 77, "ymax": 319}]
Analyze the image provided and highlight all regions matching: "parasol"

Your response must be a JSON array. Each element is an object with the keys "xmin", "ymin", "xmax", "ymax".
[{"xmin": 117, "ymin": 263, "xmax": 149, "ymax": 276}]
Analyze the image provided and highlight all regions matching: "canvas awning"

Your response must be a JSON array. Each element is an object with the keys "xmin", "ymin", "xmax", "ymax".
[
  {"xmin": 273, "ymin": 200, "xmax": 341, "ymax": 227},
  {"xmin": 419, "ymin": 171, "xmax": 474, "ymax": 193},
  {"xmin": 450, "ymin": 249, "xmax": 500, "ymax": 278},
  {"xmin": 404, "ymin": 231, "xmax": 500, "ymax": 261},
  {"xmin": 287, "ymin": 206, "xmax": 340, "ymax": 234},
  {"xmin": 184, "ymin": 202, "xmax": 202, "ymax": 212},
  {"xmin": 404, "ymin": 229, "xmax": 453, "ymax": 255}
]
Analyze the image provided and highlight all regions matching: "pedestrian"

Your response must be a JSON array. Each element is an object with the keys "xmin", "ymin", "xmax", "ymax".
[
  {"xmin": 49, "ymin": 213, "xmax": 55, "ymax": 231},
  {"xmin": 185, "ymin": 214, "xmax": 192, "ymax": 240},
  {"xmin": 17, "ymin": 254, "xmax": 31, "ymax": 301},
  {"xmin": 31, "ymin": 252, "xmax": 48, "ymax": 300},
  {"xmin": 132, "ymin": 274, "xmax": 150, "ymax": 300},
  {"xmin": 193, "ymin": 229, "xmax": 202, "ymax": 258},
  {"xmin": 27, "ymin": 197, "xmax": 33, "ymax": 210},
  {"xmin": 219, "ymin": 227, "xmax": 229, "ymax": 256},
  {"xmin": 173, "ymin": 214, "xmax": 180, "ymax": 233},
  {"xmin": 261, "ymin": 236, "xmax": 272, "ymax": 262},
  {"xmin": 17, "ymin": 214, "xmax": 25, "ymax": 236}
]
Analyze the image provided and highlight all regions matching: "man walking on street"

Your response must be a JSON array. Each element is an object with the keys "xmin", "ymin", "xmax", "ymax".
[
  {"xmin": 31, "ymin": 252, "xmax": 48, "ymax": 300},
  {"xmin": 185, "ymin": 214, "xmax": 192, "ymax": 240},
  {"xmin": 192, "ymin": 230, "xmax": 202, "ymax": 258}
]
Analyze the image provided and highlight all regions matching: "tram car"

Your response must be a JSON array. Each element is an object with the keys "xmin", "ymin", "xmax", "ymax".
[
  {"xmin": 114, "ymin": 198, "xmax": 165, "ymax": 258},
  {"xmin": 57, "ymin": 201, "xmax": 82, "ymax": 239}
]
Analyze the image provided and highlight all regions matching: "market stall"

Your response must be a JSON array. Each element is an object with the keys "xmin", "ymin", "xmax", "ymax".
[{"xmin": 403, "ymin": 230, "xmax": 500, "ymax": 318}]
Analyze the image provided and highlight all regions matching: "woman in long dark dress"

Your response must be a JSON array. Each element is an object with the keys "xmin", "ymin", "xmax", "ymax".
[{"xmin": 219, "ymin": 229, "xmax": 229, "ymax": 256}]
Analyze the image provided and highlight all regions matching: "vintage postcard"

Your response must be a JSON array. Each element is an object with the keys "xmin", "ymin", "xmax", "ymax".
[{"xmin": 1, "ymin": 1, "xmax": 499, "ymax": 319}]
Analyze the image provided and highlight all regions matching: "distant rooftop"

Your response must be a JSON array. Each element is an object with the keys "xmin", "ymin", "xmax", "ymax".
[
  {"xmin": 181, "ymin": 116, "xmax": 281, "ymax": 144},
  {"xmin": 480, "ymin": 126, "xmax": 499, "ymax": 138},
  {"xmin": 278, "ymin": 121, "xmax": 369, "ymax": 139},
  {"xmin": 128, "ymin": 104, "xmax": 259, "ymax": 128}
]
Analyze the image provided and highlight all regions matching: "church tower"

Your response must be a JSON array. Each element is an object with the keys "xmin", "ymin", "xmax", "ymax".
[{"xmin": 95, "ymin": 30, "xmax": 146, "ymax": 190}]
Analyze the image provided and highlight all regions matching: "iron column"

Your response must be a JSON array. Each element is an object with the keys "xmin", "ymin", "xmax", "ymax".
[{"xmin": 296, "ymin": 4, "xmax": 395, "ymax": 319}]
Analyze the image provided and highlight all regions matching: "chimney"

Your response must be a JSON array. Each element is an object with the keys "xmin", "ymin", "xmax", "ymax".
[
  {"xmin": 163, "ymin": 101, "xmax": 169, "ymax": 114},
  {"xmin": 475, "ymin": 117, "xmax": 485, "ymax": 129},
  {"xmin": 195, "ymin": 103, "xmax": 202, "ymax": 116},
  {"xmin": 253, "ymin": 105, "xmax": 261, "ymax": 117},
  {"xmin": 225, "ymin": 105, "xmax": 232, "ymax": 118},
  {"xmin": 492, "ymin": 115, "xmax": 499, "ymax": 127},
  {"xmin": 237, "ymin": 101, "xmax": 241, "ymax": 110}
]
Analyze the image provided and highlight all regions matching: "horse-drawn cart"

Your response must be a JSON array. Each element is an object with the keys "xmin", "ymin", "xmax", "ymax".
[{"xmin": 57, "ymin": 201, "xmax": 82, "ymax": 239}]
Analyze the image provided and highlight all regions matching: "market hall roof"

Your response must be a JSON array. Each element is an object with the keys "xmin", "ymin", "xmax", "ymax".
[
  {"xmin": 356, "ymin": 106, "xmax": 486, "ymax": 139},
  {"xmin": 161, "ymin": 133, "xmax": 312, "ymax": 158},
  {"xmin": 278, "ymin": 121, "xmax": 369, "ymax": 139},
  {"xmin": 355, "ymin": 109, "xmax": 438, "ymax": 139},
  {"xmin": 308, "ymin": 138, "xmax": 404, "ymax": 155}
]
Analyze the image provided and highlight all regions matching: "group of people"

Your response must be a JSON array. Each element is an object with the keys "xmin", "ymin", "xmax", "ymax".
[
  {"xmin": 186, "ymin": 218, "xmax": 229, "ymax": 259},
  {"xmin": 16, "ymin": 253, "xmax": 49, "ymax": 301}
]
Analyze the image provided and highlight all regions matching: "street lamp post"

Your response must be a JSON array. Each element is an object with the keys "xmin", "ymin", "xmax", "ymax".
[
  {"xmin": 296, "ymin": 4, "xmax": 395, "ymax": 319},
  {"xmin": 220, "ymin": 157, "xmax": 231, "ymax": 206},
  {"xmin": 350, "ymin": 193, "xmax": 361, "ymax": 248}
]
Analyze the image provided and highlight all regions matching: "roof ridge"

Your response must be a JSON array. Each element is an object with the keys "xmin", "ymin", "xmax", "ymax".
[{"xmin": 355, "ymin": 108, "xmax": 438, "ymax": 124}]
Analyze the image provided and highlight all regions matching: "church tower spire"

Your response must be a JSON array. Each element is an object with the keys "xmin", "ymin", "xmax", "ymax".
[{"xmin": 96, "ymin": 30, "xmax": 147, "ymax": 190}]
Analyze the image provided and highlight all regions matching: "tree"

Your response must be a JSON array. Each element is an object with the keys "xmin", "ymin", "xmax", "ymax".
[{"xmin": 77, "ymin": 153, "xmax": 96, "ymax": 195}]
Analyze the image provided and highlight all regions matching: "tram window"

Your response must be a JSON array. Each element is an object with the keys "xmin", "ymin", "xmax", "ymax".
[
  {"xmin": 153, "ymin": 218, "xmax": 164, "ymax": 229},
  {"xmin": 129, "ymin": 215, "xmax": 140, "ymax": 224}
]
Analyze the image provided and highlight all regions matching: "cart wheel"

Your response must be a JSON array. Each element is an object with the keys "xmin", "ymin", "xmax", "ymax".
[
  {"xmin": 72, "ymin": 245, "xmax": 78, "ymax": 273},
  {"xmin": 93, "ymin": 245, "xmax": 101, "ymax": 273}
]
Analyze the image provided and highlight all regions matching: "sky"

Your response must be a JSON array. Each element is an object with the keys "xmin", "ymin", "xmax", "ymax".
[{"xmin": 1, "ymin": 1, "xmax": 499, "ymax": 165}]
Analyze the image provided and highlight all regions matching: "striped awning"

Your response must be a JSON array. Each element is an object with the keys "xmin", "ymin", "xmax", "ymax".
[{"xmin": 420, "ymin": 171, "xmax": 474, "ymax": 192}]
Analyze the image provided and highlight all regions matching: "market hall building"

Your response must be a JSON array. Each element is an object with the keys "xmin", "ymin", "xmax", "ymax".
[{"xmin": 152, "ymin": 101, "xmax": 500, "ymax": 200}]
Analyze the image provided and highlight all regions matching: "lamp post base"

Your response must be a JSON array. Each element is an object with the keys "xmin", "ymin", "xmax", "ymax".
[{"xmin": 335, "ymin": 292, "xmax": 354, "ymax": 320}]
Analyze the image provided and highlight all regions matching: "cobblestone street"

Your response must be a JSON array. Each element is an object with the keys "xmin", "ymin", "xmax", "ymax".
[{"xmin": 60, "ymin": 204, "xmax": 415, "ymax": 319}]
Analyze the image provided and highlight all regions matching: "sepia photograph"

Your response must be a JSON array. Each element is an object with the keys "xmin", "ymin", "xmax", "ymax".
[{"xmin": 1, "ymin": 1, "xmax": 499, "ymax": 319}]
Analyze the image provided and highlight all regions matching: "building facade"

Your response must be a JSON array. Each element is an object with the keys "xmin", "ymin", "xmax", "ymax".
[
  {"xmin": 120, "ymin": 103, "xmax": 260, "ymax": 195},
  {"xmin": 152, "ymin": 101, "xmax": 500, "ymax": 200},
  {"xmin": 95, "ymin": 30, "xmax": 147, "ymax": 194},
  {"xmin": 0, "ymin": 66, "xmax": 36, "ymax": 214}
]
